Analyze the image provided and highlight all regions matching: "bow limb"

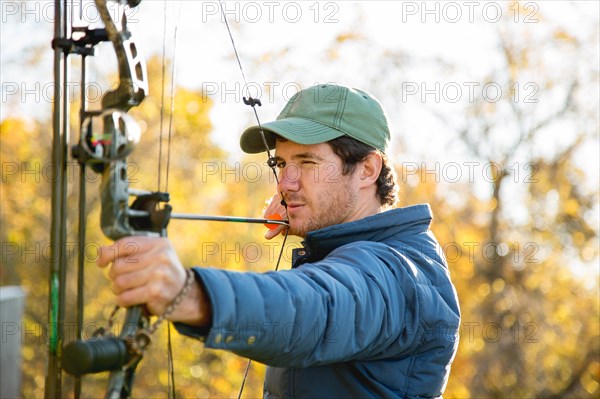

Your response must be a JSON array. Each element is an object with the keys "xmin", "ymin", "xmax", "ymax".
[
  {"xmin": 45, "ymin": 0, "xmax": 71, "ymax": 396},
  {"xmin": 95, "ymin": 0, "xmax": 147, "ymax": 110}
]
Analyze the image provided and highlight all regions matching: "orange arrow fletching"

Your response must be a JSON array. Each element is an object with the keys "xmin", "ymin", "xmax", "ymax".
[{"xmin": 264, "ymin": 213, "xmax": 283, "ymax": 230}]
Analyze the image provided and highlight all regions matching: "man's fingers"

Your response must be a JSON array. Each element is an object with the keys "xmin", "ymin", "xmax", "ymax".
[
  {"xmin": 94, "ymin": 236, "xmax": 189, "ymax": 317},
  {"xmin": 263, "ymin": 194, "xmax": 286, "ymax": 218},
  {"xmin": 264, "ymin": 224, "xmax": 288, "ymax": 240},
  {"xmin": 113, "ymin": 269, "xmax": 183, "ymax": 315},
  {"xmin": 97, "ymin": 236, "xmax": 166, "ymax": 268},
  {"xmin": 97, "ymin": 241, "xmax": 119, "ymax": 268},
  {"xmin": 113, "ymin": 285, "xmax": 149, "ymax": 309},
  {"xmin": 110, "ymin": 265, "xmax": 151, "ymax": 295},
  {"xmin": 97, "ymin": 238, "xmax": 141, "ymax": 268},
  {"xmin": 263, "ymin": 194, "xmax": 289, "ymax": 239}
]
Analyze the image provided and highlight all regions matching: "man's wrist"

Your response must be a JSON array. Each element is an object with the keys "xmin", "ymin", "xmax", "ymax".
[{"xmin": 169, "ymin": 269, "xmax": 212, "ymax": 327}]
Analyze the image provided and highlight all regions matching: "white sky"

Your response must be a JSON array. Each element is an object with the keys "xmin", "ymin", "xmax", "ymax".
[
  {"xmin": 1, "ymin": 1, "xmax": 598, "ymax": 278},
  {"xmin": 1, "ymin": 1, "xmax": 597, "ymax": 156}
]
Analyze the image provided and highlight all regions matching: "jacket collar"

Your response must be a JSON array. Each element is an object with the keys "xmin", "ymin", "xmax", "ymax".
[{"xmin": 291, "ymin": 204, "xmax": 433, "ymax": 267}]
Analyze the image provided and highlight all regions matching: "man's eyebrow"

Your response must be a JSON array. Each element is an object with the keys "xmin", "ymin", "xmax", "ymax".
[{"xmin": 274, "ymin": 152, "xmax": 326, "ymax": 162}]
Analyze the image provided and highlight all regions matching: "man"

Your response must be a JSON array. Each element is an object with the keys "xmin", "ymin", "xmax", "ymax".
[{"xmin": 98, "ymin": 84, "xmax": 460, "ymax": 398}]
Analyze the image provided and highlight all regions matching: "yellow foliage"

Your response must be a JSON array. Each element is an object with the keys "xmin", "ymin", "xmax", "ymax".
[{"xmin": 335, "ymin": 32, "xmax": 362, "ymax": 43}]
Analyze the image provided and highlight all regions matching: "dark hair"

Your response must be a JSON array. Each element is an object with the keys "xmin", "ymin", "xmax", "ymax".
[{"xmin": 327, "ymin": 136, "xmax": 398, "ymax": 207}]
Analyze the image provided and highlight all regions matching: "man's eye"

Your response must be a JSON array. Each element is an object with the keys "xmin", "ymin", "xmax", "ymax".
[
  {"xmin": 276, "ymin": 162, "xmax": 286, "ymax": 169},
  {"xmin": 301, "ymin": 160, "xmax": 317, "ymax": 165}
]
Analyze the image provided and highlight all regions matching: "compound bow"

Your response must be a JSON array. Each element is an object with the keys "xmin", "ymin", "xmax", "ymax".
[{"xmin": 46, "ymin": 1, "xmax": 287, "ymax": 398}]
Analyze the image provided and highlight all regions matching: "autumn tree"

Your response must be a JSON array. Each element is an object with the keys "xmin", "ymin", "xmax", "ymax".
[{"xmin": 395, "ymin": 5, "xmax": 599, "ymax": 398}]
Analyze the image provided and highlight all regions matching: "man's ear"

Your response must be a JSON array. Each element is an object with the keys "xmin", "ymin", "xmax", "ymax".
[{"xmin": 358, "ymin": 152, "xmax": 383, "ymax": 188}]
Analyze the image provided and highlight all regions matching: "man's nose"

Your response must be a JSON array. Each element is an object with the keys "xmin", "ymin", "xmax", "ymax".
[{"xmin": 278, "ymin": 164, "xmax": 301, "ymax": 192}]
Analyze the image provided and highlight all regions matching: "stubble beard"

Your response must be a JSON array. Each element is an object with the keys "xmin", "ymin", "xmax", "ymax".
[{"xmin": 287, "ymin": 182, "xmax": 358, "ymax": 238}]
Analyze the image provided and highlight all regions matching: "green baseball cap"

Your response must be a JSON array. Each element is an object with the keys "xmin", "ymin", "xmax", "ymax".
[{"xmin": 240, "ymin": 84, "xmax": 390, "ymax": 154}]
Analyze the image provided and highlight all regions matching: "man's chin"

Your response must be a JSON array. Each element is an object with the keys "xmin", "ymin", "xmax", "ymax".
[
  {"xmin": 287, "ymin": 226, "xmax": 307, "ymax": 238},
  {"xmin": 286, "ymin": 219, "xmax": 308, "ymax": 238}
]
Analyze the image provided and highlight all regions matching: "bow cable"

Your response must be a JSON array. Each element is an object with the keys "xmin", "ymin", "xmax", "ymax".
[
  {"xmin": 166, "ymin": 5, "xmax": 182, "ymax": 397},
  {"xmin": 157, "ymin": 1, "xmax": 167, "ymax": 193},
  {"xmin": 157, "ymin": 1, "xmax": 182, "ymax": 397},
  {"xmin": 165, "ymin": 15, "xmax": 179, "ymax": 194},
  {"xmin": 158, "ymin": 1, "xmax": 181, "ymax": 194}
]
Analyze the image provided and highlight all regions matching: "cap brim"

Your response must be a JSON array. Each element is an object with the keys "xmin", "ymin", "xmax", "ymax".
[{"xmin": 240, "ymin": 117, "xmax": 346, "ymax": 154}]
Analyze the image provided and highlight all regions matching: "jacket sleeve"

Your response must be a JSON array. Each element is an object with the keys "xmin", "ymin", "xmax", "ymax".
[{"xmin": 174, "ymin": 242, "xmax": 422, "ymax": 368}]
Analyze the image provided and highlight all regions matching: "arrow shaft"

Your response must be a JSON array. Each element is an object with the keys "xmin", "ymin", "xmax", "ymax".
[{"xmin": 170, "ymin": 213, "xmax": 289, "ymax": 226}]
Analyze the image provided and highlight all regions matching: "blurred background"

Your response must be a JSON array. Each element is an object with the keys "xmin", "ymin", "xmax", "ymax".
[{"xmin": 1, "ymin": 1, "xmax": 598, "ymax": 398}]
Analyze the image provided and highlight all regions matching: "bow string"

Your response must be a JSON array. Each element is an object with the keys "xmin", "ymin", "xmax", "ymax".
[{"xmin": 217, "ymin": 3, "xmax": 290, "ymax": 397}]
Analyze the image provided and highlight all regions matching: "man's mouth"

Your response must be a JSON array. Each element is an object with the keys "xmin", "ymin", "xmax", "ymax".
[{"xmin": 285, "ymin": 202, "xmax": 305, "ymax": 215}]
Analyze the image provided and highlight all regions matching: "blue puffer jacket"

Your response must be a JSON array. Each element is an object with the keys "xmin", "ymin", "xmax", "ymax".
[{"xmin": 175, "ymin": 204, "xmax": 460, "ymax": 398}]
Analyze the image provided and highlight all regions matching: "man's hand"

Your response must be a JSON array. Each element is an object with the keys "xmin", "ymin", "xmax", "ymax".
[
  {"xmin": 97, "ymin": 236, "xmax": 210, "ymax": 326},
  {"xmin": 264, "ymin": 194, "xmax": 289, "ymax": 240}
]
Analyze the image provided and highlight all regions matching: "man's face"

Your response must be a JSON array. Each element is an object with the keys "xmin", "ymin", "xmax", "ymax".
[{"xmin": 274, "ymin": 140, "xmax": 360, "ymax": 237}]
